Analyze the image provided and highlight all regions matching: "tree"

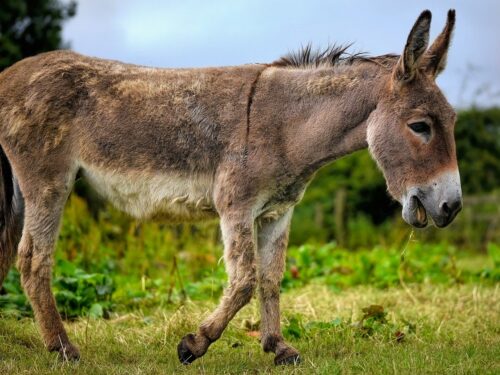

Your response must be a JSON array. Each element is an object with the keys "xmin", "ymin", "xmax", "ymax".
[{"xmin": 0, "ymin": 0, "xmax": 77, "ymax": 70}]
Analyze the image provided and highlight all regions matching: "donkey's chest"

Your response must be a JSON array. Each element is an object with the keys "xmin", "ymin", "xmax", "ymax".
[{"xmin": 82, "ymin": 166, "xmax": 216, "ymax": 221}]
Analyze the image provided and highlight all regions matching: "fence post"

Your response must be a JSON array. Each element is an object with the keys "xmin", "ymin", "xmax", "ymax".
[{"xmin": 334, "ymin": 188, "xmax": 347, "ymax": 248}]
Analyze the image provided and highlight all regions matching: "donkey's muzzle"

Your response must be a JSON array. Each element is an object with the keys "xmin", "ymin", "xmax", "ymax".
[{"xmin": 402, "ymin": 170, "xmax": 462, "ymax": 229}]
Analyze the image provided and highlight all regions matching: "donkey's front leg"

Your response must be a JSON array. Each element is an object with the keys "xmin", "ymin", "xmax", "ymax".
[
  {"xmin": 178, "ymin": 212, "xmax": 257, "ymax": 364},
  {"xmin": 257, "ymin": 209, "xmax": 300, "ymax": 365}
]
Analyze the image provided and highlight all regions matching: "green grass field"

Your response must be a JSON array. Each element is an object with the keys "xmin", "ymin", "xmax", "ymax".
[{"xmin": 1, "ymin": 283, "xmax": 498, "ymax": 374}]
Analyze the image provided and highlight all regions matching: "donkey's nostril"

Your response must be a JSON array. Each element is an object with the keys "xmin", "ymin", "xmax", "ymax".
[
  {"xmin": 450, "ymin": 199, "xmax": 462, "ymax": 215},
  {"xmin": 440, "ymin": 199, "xmax": 462, "ymax": 221}
]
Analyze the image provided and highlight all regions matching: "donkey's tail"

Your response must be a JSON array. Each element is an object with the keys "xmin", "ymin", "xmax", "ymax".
[{"xmin": 0, "ymin": 145, "xmax": 24, "ymax": 286}]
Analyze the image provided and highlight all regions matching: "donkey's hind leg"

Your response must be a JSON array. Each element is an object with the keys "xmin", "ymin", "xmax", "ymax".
[
  {"xmin": 0, "ymin": 240, "xmax": 17, "ymax": 288},
  {"xmin": 177, "ymin": 211, "xmax": 257, "ymax": 364},
  {"xmin": 257, "ymin": 209, "xmax": 300, "ymax": 365},
  {"xmin": 17, "ymin": 179, "xmax": 79, "ymax": 360},
  {"xmin": 0, "ymin": 166, "xmax": 24, "ymax": 287}
]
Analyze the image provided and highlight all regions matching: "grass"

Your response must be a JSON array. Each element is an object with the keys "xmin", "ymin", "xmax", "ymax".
[{"xmin": 0, "ymin": 283, "xmax": 498, "ymax": 374}]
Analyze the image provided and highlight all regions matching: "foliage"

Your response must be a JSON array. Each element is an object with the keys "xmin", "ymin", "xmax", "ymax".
[
  {"xmin": 0, "ymin": 260, "xmax": 114, "ymax": 319},
  {"xmin": 1, "ymin": 195, "xmax": 497, "ymax": 318},
  {"xmin": 282, "ymin": 241, "xmax": 499, "ymax": 291},
  {"xmin": 455, "ymin": 108, "xmax": 500, "ymax": 194},
  {"xmin": 290, "ymin": 149, "xmax": 396, "ymax": 244},
  {"xmin": 52, "ymin": 259, "xmax": 114, "ymax": 319},
  {"xmin": 0, "ymin": 0, "xmax": 76, "ymax": 70},
  {"xmin": 0, "ymin": 268, "xmax": 30, "ymax": 317}
]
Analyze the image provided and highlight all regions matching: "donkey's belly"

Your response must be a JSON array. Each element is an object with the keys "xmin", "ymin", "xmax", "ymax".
[{"xmin": 81, "ymin": 164, "xmax": 217, "ymax": 222}]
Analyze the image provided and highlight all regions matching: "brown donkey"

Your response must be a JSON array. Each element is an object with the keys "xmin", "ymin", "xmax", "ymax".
[{"xmin": 0, "ymin": 10, "xmax": 461, "ymax": 365}]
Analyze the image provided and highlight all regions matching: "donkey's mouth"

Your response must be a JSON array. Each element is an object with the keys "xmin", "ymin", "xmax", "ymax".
[
  {"xmin": 403, "ymin": 195, "xmax": 428, "ymax": 228},
  {"xmin": 414, "ymin": 197, "xmax": 428, "ymax": 227}
]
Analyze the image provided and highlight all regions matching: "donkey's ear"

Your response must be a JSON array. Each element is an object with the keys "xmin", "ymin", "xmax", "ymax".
[
  {"xmin": 424, "ymin": 9, "xmax": 456, "ymax": 78},
  {"xmin": 393, "ymin": 10, "xmax": 432, "ymax": 84}
]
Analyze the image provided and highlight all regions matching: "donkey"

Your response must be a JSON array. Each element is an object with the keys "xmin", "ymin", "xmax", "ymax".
[{"xmin": 0, "ymin": 9, "xmax": 461, "ymax": 365}]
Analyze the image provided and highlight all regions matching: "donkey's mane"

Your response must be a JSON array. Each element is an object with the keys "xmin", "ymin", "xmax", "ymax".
[{"xmin": 272, "ymin": 43, "xmax": 398, "ymax": 69}]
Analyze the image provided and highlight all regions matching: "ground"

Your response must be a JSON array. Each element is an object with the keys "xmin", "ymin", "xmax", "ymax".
[{"xmin": 0, "ymin": 283, "xmax": 498, "ymax": 374}]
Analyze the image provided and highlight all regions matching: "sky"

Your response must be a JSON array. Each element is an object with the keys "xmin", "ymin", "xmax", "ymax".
[{"xmin": 62, "ymin": 0, "xmax": 500, "ymax": 108}]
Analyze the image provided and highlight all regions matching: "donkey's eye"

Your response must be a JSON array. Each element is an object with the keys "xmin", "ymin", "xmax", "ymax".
[{"xmin": 408, "ymin": 122, "xmax": 430, "ymax": 134}]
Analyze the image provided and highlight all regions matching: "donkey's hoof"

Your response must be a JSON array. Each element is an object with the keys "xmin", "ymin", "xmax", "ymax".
[
  {"xmin": 177, "ymin": 334, "xmax": 198, "ymax": 365},
  {"xmin": 54, "ymin": 343, "xmax": 80, "ymax": 361},
  {"xmin": 274, "ymin": 349, "xmax": 300, "ymax": 366}
]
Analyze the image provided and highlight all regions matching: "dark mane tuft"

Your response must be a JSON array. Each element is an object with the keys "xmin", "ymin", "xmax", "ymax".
[{"xmin": 272, "ymin": 43, "xmax": 398, "ymax": 69}]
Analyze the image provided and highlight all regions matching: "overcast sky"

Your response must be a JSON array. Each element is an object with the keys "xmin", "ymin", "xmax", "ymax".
[{"xmin": 63, "ymin": 0, "xmax": 500, "ymax": 108}]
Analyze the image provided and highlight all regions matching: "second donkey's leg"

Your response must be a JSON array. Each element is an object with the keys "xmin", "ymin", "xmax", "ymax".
[
  {"xmin": 17, "ymin": 181, "xmax": 79, "ymax": 359},
  {"xmin": 178, "ymin": 212, "xmax": 257, "ymax": 364},
  {"xmin": 257, "ymin": 209, "xmax": 300, "ymax": 365}
]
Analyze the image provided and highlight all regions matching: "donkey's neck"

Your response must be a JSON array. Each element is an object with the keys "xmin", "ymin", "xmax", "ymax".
[{"xmin": 257, "ymin": 63, "xmax": 390, "ymax": 178}]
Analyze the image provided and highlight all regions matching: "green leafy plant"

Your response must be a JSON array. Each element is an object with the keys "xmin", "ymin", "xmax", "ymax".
[
  {"xmin": 0, "ymin": 260, "xmax": 114, "ymax": 319},
  {"xmin": 53, "ymin": 259, "xmax": 114, "ymax": 319}
]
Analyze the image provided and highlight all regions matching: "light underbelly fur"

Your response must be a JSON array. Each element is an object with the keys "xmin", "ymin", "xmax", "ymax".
[{"xmin": 81, "ymin": 164, "xmax": 217, "ymax": 222}]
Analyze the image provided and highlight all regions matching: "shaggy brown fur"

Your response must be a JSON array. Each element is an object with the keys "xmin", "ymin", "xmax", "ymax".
[{"xmin": 0, "ymin": 10, "xmax": 460, "ymax": 365}]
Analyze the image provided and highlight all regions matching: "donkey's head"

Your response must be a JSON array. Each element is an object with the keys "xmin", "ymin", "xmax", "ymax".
[{"xmin": 367, "ymin": 10, "xmax": 462, "ymax": 228}]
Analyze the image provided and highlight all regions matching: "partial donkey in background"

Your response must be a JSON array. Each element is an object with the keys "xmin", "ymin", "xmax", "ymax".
[{"xmin": 0, "ymin": 10, "xmax": 460, "ymax": 365}]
